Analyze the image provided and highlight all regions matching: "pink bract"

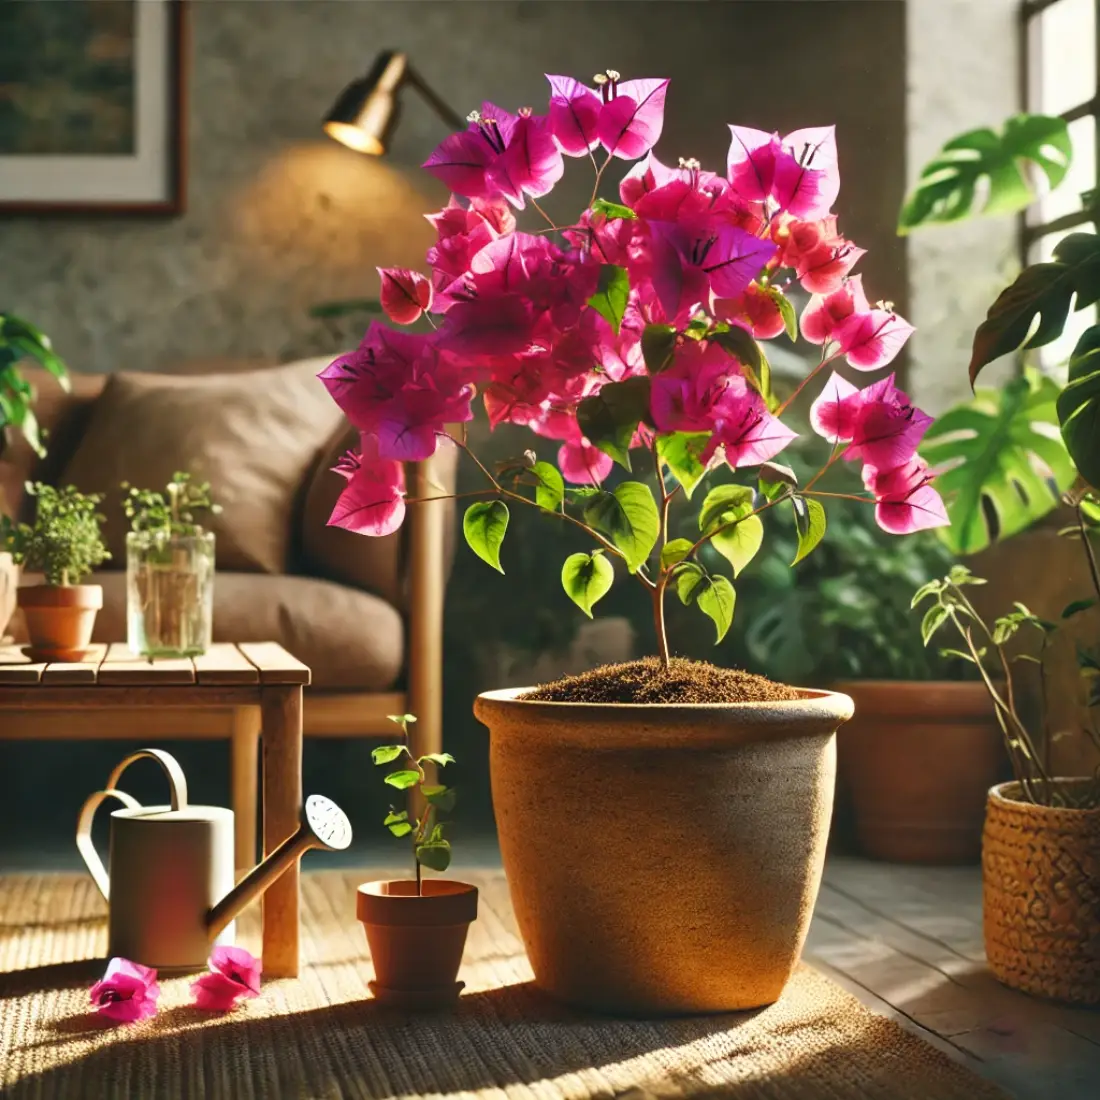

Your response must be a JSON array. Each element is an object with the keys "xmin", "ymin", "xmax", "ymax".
[
  {"xmin": 89, "ymin": 957, "xmax": 160, "ymax": 1024},
  {"xmin": 191, "ymin": 945, "xmax": 263, "ymax": 1012}
]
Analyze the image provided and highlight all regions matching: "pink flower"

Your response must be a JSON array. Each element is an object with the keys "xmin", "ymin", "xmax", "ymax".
[
  {"xmin": 378, "ymin": 268, "xmax": 432, "ymax": 325},
  {"xmin": 559, "ymin": 439, "xmax": 614, "ymax": 485},
  {"xmin": 620, "ymin": 153, "xmax": 731, "ymax": 208},
  {"xmin": 863, "ymin": 457, "xmax": 949, "ymax": 535},
  {"xmin": 774, "ymin": 216, "xmax": 865, "ymax": 294},
  {"xmin": 423, "ymin": 103, "xmax": 564, "ymax": 210},
  {"xmin": 800, "ymin": 276, "xmax": 870, "ymax": 345},
  {"xmin": 89, "ymin": 957, "xmax": 160, "ymax": 1024},
  {"xmin": 809, "ymin": 371, "xmax": 862, "ymax": 444},
  {"xmin": 327, "ymin": 436, "xmax": 407, "ymax": 537},
  {"xmin": 712, "ymin": 283, "xmax": 787, "ymax": 340},
  {"xmin": 844, "ymin": 374, "xmax": 933, "ymax": 470},
  {"xmin": 650, "ymin": 340, "xmax": 736, "ymax": 433},
  {"xmin": 833, "ymin": 307, "xmax": 914, "ymax": 371},
  {"xmin": 706, "ymin": 378, "xmax": 798, "ymax": 468},
  {"xmin": 727, "ymin": 125, "xmax": 840, "ymax": 221},
  {"xmin": 191, "ymin": 946, "xmax": 262, "ymax": 1012},
  {"xmin": 425, "ymin": 197, "xmax": 513, "ymax": 305},
  {"xmin": 547, "ymin": 73, "xmax": 669, "ymax": 160}
]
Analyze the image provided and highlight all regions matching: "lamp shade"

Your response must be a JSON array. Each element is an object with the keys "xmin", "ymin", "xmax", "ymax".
[{"xmin": 323, "ymin": 51, "xmax": 408, "ymax": 156}]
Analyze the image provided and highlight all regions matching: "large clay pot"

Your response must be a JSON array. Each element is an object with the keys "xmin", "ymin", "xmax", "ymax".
[
  {"xmin": 983, "ymin": 779, "xmax": 1100, "ymax": 1006},
  {"xmin": 357, "ymin": 879, "xmax": 478, "ymax": 1008},
  {"xmin": 474, "ymin": 687, "xmax": 853, "ymax": 1014},
  {"xmin": 16, "ymin": 583, "xmax": 102, "ymax": 659},
  {"xmin": 836, "ymin": 680, "xmax": 1004, "ymax": 863}
]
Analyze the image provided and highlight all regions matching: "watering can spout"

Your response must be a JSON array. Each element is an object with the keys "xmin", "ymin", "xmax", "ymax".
[{"xmin": 206, "ymin": 795, "xmax": 353, "ymax": 939}]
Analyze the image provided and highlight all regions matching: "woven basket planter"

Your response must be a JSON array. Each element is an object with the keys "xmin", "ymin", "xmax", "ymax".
[{"xmin": 983, "ymin": 780, "xmax": 1100, "ymax": 1005}]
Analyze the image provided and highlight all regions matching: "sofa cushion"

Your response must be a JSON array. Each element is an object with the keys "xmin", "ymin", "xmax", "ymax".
[
  {"xmin": 93, "ymin": 571, "xmax": 403, "ymax": 692},
  {"xmin": 59, "ymin": 358, "xmax": 343, "ymax": 574}
]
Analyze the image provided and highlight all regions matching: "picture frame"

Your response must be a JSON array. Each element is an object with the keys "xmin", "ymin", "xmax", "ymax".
[{"xmin": 0, "ymin": 0, "xmax": 188, "ymax": 215}]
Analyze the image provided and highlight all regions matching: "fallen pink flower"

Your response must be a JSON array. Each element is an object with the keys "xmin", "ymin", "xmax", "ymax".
[
  {"xmin": 89, "ymin": 957, "xmax": 160, "ymax": 1024},
  {"xmin": 191, "ymin": 945, "xmax": 262, "ymax": 1012}
]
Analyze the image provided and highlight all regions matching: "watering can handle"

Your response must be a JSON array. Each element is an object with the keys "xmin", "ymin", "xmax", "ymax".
[
  {"xmin": 76, "ymin": 788, "xmax": 141, "ymax": 900},
  {"xmin": 106, "ymin": 748, "xmax": 188, "ymax": 811}
]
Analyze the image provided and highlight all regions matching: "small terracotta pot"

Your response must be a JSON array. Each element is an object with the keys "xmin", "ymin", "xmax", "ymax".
[
  {"xmin": 836, "ymin": 680, "xmax": 1004, "ymax": 864},
  {"xmin": 357, "ymin": 879, "xmax": 478, "ymax": 1008},
  {"xmin": 475, "ymin": 686, "xmax": 853, "ymax": 1015},
  {"xmin": 983, "ymin": 779, "xmax": 1100, "ymax": 1006},
  {"xmin": 17, "ymin": 583, "xmax": 103, "ymax": 658}
]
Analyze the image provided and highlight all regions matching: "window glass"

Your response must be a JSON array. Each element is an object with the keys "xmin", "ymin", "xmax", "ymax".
[
  {"xmin": 1033, "ymin": 114, "xmax": 1096, "ymax": 226},
  {"xmin": 1030, "ymin": 0, "xmax": 1096, "ymax": 117}
]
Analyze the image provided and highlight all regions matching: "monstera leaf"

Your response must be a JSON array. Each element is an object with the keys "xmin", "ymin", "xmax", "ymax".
[
  {"xmin": 1058, "ymin": 324, "xmax": 1100, "ymax": 489},
  {"xmin": 969, "ymin": 233, "xmax": 1100, "ymax": 383},
  {"xmin": 921, "ymin": 370, "xmax": 1076, "ymax": 555},
  {"xmin": 898, "ymin": 114, "xmax": 1071, "ymax": 234}
]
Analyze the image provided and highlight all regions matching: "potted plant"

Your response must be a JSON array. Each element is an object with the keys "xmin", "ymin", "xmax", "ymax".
[
  {"xmin": 123, "ymin": 472, "xmax": 219, "ymax": 658},
  {"xmin": 321, "ymin": 70, "xmax": 945, "ymax": 1013},
  {"xmin": 356, "ymin": 714, "xmax": 477, "ymax": 1008},
  {"xmin": 0, "ymin": 483, "xmax": 110, "ymax": 660},
  {"xmin": 740, "ymin": 440, "xmax": 997, "ymax": 863},
  {"xmin": 0, "ymin": 312, "xmax": 71, "ymax": 640},
  {"xmin": 903, "ymin": 113, "xmax": 1100, "ymax": 1003}
]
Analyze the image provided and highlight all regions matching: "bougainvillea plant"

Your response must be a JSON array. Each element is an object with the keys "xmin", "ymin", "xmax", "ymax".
[{"xmin": 318, "ymin": 70, "xmax": 947, "ymax": 666}]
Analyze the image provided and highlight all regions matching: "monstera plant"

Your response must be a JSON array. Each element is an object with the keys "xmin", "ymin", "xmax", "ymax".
[{"xmin": 0, "ymin": 312, "xmax": 70, "ymax": 457}]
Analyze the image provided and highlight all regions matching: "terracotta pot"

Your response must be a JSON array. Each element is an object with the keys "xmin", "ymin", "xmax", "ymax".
[
  {"xmin": 0, "ymin": 552, "xmax": 18, "ymax": 640},
  {"xmin": 983, "ymin": 779, "xmax": 1100, "ymax": 1006},
  {"xmin": 16, "ymin": 583, "xmax": 103, "ymax": 658},
  {"xmin": 474, "ymin": 687, "xmax": 852, "ymax": 1015},
  {"xmin": 835, "ymin": 680, "xmax": 1004, "ymax": 864},
  {"xmin": 357, "ymin": 879, "xmax": 478, "ymax": 1008}
]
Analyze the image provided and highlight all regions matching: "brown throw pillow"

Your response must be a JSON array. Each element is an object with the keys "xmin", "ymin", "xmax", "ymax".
[{"xmin": 60, "ymin": 358, "xmax": 344, "ymax": 574}]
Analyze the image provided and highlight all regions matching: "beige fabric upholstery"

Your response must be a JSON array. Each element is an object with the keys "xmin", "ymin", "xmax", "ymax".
[
  {"xmin": 59, "ymin": 359, "xmax": 343, "ymax": 574},
  {"xmin": 93, "ymin": 571, "xmax": 404, "ymax": 691}
]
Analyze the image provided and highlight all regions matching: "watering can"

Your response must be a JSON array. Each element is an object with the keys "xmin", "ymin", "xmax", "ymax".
[{"xmin": 77, "ymin": 748, "xmax": 352, "ymax": 971}]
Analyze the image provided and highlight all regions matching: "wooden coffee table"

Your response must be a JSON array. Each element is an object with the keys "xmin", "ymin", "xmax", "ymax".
[{"xmin": 0, "ymin": 641, "xmax": 309, "ymax": 977}]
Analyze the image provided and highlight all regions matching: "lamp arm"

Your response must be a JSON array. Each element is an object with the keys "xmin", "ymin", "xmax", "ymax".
[{"xmin": 405, "ymin": 66, "xmax": 466, "ymax": 132}]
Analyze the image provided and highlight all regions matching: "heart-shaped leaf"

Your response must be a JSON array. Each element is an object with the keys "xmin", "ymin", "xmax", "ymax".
[
  {"xmin": 383, "ymin": 769, "xmax": 421, "ymax": 790},
  {"xmin": 642, "ymin": 323, "xmax": 677, "ymax": 373},
  {"xmin": 698, "ymin": 484, "xmax": 755, "ymax": 534},
  {"xmin": 415, "ymin": 841, "xmax": 452, "ymax": 872},
  {"xmin": 656, "ymin": 431, "xmax": 710, "ymax": 498},
  {"xmin": 371, "ymin": 745, "xmax": 405, "ymax": 766},
  {"xmin": 561, "ymin": 551, "xmax": 614, "ymax": 617},
  {"xmin": 422, "ymin": 784, "xmax": 457, "ymax": 811},
  {"xmin": 920, "ymin": 370, "xmax": 1076, "ymax": 554},
  {"xmin": 587, "ymin": 264, "xmax": 630, "ymax": 335},
  {"xmin": 1057, "ymin": 324, "xmax": 1100, "ymax": 489},
  {"xmin": 531, "ymin": 460, "xmax": 565, "ymax": 511},
  {"xmin": 791, "ymin": 496, "xmax": 827, "ymax": 564},
  {"xmin": 463, "ymin": 500, "xmax": 509, "ymax": 573},
  {"xmin": 576, "ymin": 376, "xmax": 652, "ymax": 470},
  {"xmin": 898, "ymin": 114, "xmax": 1071, "ymax": 233},
  {"xmin": 712, "ymin": 515, "xmax": 764, "ymax": 576},
  {"xmin": 584, "ymin": 481, "xmax": 660, "ymax": 573},
  {"xmin": 660, "ymin": 538, "xmax": 694, "ymax": 570},
  {"xmin": 694, "ymin": 574, "xmax": 737, "ymax": 642}
]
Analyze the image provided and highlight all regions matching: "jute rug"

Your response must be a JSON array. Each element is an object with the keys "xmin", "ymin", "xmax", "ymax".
[{"xmin": 0, "ymin": 870, "xmax": 1010, "ymax": 1100}]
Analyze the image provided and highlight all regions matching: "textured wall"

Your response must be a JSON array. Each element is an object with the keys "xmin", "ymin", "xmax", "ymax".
[{"xmin": 0, "ymin": 0, "xmax": 907, "ymax": 375}]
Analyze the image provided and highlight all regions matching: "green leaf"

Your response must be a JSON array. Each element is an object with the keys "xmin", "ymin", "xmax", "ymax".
[
  {"xmin": 371, "ymin": 745, "xmax": 406, "ymax": 766},
  {"xmin": 920, "ymin": 370, "xmax": 1076, "ymax": 554},
  {"xmin": 418, "ymin": 752, "xmax": 455, "ymax": 767},
  {"xmin": 591, "ymin": 198, "xmax": 638, "ymax": 221},
  {"xmin": 575, "ymin": 376, "xmax": 652, "ymax": 470},
  {"xmin": 899, "ymin": 114, "xmax": 1071, "ymax": 233},
  {"xmin": 696, "ymin": 574, "xmax": 737, "ymax": 642},
  {"xmin": 1063, "ymin": 598, "xmax": 1098, "ymax": 620},
  {"xmin": 656, "ymin": 431, "xmax": 710, "ymax": 498},
  {"xmin": 759, "ymin": 283, "xmax": 798, "ymax": 342},
  {"xmin": 641, "ymin": 324, "xmax": 677, "ymax": 373},
  {"xmin": 421, "ymin": 784, "xmax": 457, "ymax": 811},
  {"xmin": 791, "ymin": 497, "xmax": 827, "ymax": 564},
  {"xmin": 587, "ymin": 264, "xmax": 630, "ymax": 335},
  {"xmin": 939, "ymin": 647, "xmax": 977, "ymax": 664},
  {"xmin": 698, "ymin": 484, "xmax": 755, "ymax": 534},
  {"xmin": 711, "ymin": 326, "xmax": 771, "ymax": 407},
  {"xmin": 712, "ymin": 515, "xmax": 764, "ymax": 576},
  {"xmin": 584, "ymin": 481, "xmax": 660, "ymax": 573},
  {"xmin": 383, "ymin": 810, "xmax": 409, "ymax": 826},
  {"xmin": 387, "ymin": 821, "xmax": 413, "ymax": 837},
  {"xmin": 561, "ymin": 551, "xmax": 614, "ymax": 617},
  {"xmin": 463, "ymin": 500, "xmax": 509, "ymax": 573},
  {"xmin": 415, "ymin": 841, "xmax": 452, "ymax": 872},
  {"xmin": 970, "ymin": 233, "xmax": 1100, "ymax": 382},
  {"xmin": 383, "ymin": 769, "xmax": 421, "ymax": 790},
  {"xmin": 386, "ymin": 713, "xmax": 417, "ymax": 726},
  {"xmin": 531, "ymin": 460, "xmax": 565, "ymax": 512},
  {"xmin": 948, "ymin": 564, "xmax": 987, "ymax": 587},
  {"xmin": 674, "ymin": 561, "xmax": 708, "ymax": 605},
  {"xmin": 921, "ymin": 604, "xmax": 951, "ymax": 646},
  {"xmin": 1057, "ymin": 324, "xmax": 1100, "ymax": 489},
  {"xmin": 759, "ymin": 461, "xmax": 798, "ymax": 500},
  {"xmin": 308, "ymin": 298, "xmax": 384, "ymax": 319},
  {"xmin": 911, "ymin": 579, "xmax": 943, "ymax": 608},
  {"xmin": 660, "ymin": 538, "xmax": 694, "ymax": 570}
]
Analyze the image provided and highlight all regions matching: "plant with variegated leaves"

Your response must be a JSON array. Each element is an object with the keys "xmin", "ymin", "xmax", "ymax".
[
  {"xmin": 319, "ymin": 69, "xmax": 945, "ymax": 666},
  {"xmin": 373, "ymin": 713, "xmax": 456, "ymax": 895}
]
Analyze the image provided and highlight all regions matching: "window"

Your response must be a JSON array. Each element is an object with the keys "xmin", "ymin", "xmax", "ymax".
[{"xmin": 1023, "ymin": 0, "xmax": 1099, "ymax": 372}]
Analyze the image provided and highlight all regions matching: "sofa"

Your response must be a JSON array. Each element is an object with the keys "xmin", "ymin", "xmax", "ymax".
[{"xmin": 0, "ymin": 358, "xmax": 456, "ymax": 858}]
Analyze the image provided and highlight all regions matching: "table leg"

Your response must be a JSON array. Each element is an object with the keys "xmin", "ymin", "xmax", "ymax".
[
  {"xmin": 231, "ymin": 706, "xmax": 261, "ymax": 875},
  {"xmin": 261, "ymin": 684, "xmax": 303, "ymax": 978}
]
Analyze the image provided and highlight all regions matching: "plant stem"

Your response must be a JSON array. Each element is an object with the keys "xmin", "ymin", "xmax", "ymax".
[
  {"xmin": 529, "ymin": 198, "xmax": 559, "ymax": 232},
  {"xmin": 652, "ymin": 580, "xmax": 670, "ymax": 669},
  {"xmin": 775, "ymin": 346, "xmax": 839, "ymax": 417},
  {"xmin": 589, "ymin": 152, "xmax": 611, "ymax": 207},
  {"xmin": 1076, "ymin": 503, "xmax": 1100, "ymax": 604}
]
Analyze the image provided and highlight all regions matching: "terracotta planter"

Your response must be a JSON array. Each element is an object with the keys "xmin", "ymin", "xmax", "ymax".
[
  {"xmin": 983, "ymin": 779, "xmax": 1100, "ymax": 1006},
  {"xmin": 357, "ymin": 879, "xmax": 478, "ymax": 1008},
  {"xmin": 474, "ymin": 687, "xmax": 852, "ymax": 1014},
  {"xmin": 835, "ymin": 680, "xmax": 1004, "ymax": 864},
  {"xmin": 0, "ymin": 552, "xmax": 18, "ymax": 640},
  {"xmin": 16, "ymin": 583, "xmax": 103, "ymax": 659}
]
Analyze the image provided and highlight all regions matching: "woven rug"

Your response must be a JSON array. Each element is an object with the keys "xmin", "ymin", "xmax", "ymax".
[{"xmin": 0, "ymin": 871, "xmax": 1010, "ymax": 1100}]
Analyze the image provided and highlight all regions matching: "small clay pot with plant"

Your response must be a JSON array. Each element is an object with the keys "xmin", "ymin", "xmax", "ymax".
[
  {"xmin": 356, "ymin": 714, "xmax": 477, "ymax": 1009},
  {"xmin": 124, "ymin": 472, "xmax": 220, "ymax": 658},
  {"xmin": 0, "ymin": 483, "xmax": 110, "ymax": 660}
]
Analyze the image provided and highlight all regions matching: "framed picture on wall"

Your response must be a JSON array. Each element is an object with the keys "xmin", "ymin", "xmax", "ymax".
[{"xmin": 0, "ymin": 0, "xmax": 188, "ymax": 214}]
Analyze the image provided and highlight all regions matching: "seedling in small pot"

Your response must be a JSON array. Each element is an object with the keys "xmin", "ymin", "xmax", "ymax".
[{"xmin": 373, "ymin": 713, "xmax": 456, "ymax": 895}]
